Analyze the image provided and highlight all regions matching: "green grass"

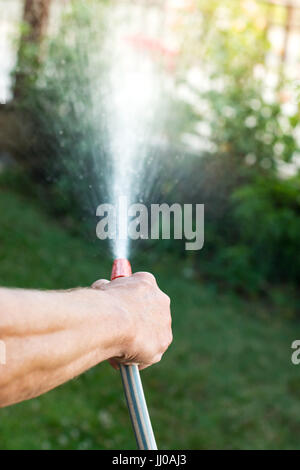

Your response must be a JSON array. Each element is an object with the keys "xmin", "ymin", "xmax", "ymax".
[{"xmin": 0, "ymin": 188, "xmax": 300, "ymax": 449}]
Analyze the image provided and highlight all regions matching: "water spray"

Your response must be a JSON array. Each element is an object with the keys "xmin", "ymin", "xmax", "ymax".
[
  {"xmin": 85, "ymin": 4, "xmax": 168, "ymax": 449},
  {"xmin": 111, "ymin": 258, "xmax": 157, "ymax": 450}
]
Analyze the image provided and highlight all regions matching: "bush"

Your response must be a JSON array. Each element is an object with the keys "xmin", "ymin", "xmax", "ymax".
[{"xmin": 14, "ymin": 0, "xmax": 300, "ymax": 295}]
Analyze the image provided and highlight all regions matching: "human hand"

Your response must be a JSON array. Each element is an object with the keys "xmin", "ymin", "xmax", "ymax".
[{"xmin": 92, "ymin": 272, "xmax": 172, "ymax": 370}]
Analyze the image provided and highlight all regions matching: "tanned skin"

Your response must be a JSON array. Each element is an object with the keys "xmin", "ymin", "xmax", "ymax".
[{"xmin": 0, "ymin": 272, "xmax": 172, "ymax": 408}]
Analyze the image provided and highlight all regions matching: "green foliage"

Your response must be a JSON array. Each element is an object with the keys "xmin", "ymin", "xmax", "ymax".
[
  {"xmin": 165, "ymin": 1, "xmax": 300, "ymax": 293},
  {"xmin": 15, "ymin": 0, "xmax": 300, "ymax": 294},
  {"xmin": 231, "ymin": 176, "xmax": 300, "ymax": 284},
  {"xmin": 15, "ymin": 0, "xmax": 111, "ymax": 216},
  {"xmin": 189, "ymin": 79, "xmax": 300, "ymax": 292}
]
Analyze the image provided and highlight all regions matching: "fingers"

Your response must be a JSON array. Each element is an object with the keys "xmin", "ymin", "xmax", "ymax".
[
  {"xmin": 138, "ymin": 355, "xmax": 162, "ymax": 371},
  {"xmin": 132, "ymin": 272, "xmax": 157, "ymax": 285},
  {"xmin": 94, "ymin": 268, "xmax": 172, "ymax": 373},
  {"xmin": 132, "ymin": 273, "xmax": 170, "ymax": 306},
  {"xmin": 93, "ymin": 272, "xmax": 157, "ymax": 289},
  {"xmin": 109, "ymin": 358, "xmax": 140, "ymax": 370},
  {"xmin": 138, "ymin": 363, "xmax": 151, "ymax": 371},
  {"xmin": 109, "ymin": 350, "xmax": 166, "ymax": 372},
  {"xmin": 91, "ymin": 279, "xmax": 110, "ymax": 290},
  {"xmin": 92, "ymin": 272, "xmax": 158, "ymax": 292},
  {"xmin": 108, "ymin": 358, "xmax": 120, "ymax": 370}
]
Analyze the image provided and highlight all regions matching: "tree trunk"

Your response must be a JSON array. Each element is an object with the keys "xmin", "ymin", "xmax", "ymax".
[
  {"xmin": 0, "ymin": 1, "xmax": 52, "ymax": 157},
  {"xmin": 14, "ymin": 0, "xmax": 52, "ymax": 98},
  {"xmin": 23, "ymin": 0, "xmax": 52, "ymax": 43}
]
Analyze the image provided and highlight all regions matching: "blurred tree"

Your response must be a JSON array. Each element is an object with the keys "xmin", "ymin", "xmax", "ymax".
[
  {"xmin": 14, "ymin": 0, "xmax": 53, "ymax": 98},
  {"xmin": 5, "ymin": 0, "xmax": 300, "ymax": 296},
  {"xmin": 0, "ymin": 0, "xmax": 52, "ymax": 163}
]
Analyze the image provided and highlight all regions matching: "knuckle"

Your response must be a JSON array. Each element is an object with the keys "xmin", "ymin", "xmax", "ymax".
[
  {"xmin": 162, "ymin": 330, "xmax": 173, "ymax": 350},
  {"xmin": 134, "ymin": 272, "xmax": 156, "ymax": 285},
  {"xmin": 163, "ymin": 336, "xmax": 172, "ymax": 351},
  {"xmin": 159, "ymin": 291, "xmax": 171, "ymax": 307},
  {"xmin": 91, "ymin": 279, "xmax": 109, "ymax": 289},
  {"xmin": 153, "ymin": 353, "xmax": 162, "ymax": 364}
]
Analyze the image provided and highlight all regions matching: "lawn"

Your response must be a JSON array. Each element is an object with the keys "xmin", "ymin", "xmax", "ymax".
[{"xmin": 0, "ymin": 188, "xmax": 299, "ymax": 449}]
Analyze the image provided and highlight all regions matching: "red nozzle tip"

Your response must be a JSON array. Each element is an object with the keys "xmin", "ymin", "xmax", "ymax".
[{"xmin": 111, "ymin": 259, "xmax": 132, "ymax": 280}]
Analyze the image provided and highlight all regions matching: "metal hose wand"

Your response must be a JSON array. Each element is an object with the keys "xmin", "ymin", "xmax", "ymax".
[{"xmin": 111, "ymin": 258, "xmax": 157, "ymax": 450}]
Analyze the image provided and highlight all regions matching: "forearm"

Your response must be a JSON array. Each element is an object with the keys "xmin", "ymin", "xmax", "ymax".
[{"xmin": 0, "ymin": 287, "xmax": 128, "ymax": 407}]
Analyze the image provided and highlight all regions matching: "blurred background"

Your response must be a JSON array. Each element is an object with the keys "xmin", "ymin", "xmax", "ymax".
[{"xmin": 1, "ymin": 0, "xmax": 300, "ymax": 450}]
